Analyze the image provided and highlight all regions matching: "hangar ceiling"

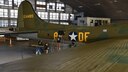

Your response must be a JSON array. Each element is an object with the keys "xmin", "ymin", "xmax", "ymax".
[{"xmin": 60, "ymin": 0, "xmax": 128, "ymax": 20}]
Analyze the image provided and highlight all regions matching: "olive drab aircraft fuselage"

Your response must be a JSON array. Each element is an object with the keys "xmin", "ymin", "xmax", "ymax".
[{"xmin": 17, "ymin": 0, "xmax": 128, "ymax": 42}]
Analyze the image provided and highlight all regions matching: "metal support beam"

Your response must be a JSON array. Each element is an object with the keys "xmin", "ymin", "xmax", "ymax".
[
  {"xmin": 45, "ymin": 0, "xmax": 48, "ymax": 12},
  {"xmin": 9, "ymin": 38, "xmax": 12, "ymax": 47},
  {"xmin": 35, "ymin": 0, "xmax": 37, "ymax": 11},
  {"xmin": 55, "ymin": 0, "xmax": 57, "ymax": 12}
]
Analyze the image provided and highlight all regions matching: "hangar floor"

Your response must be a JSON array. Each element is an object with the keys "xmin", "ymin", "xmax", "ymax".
[
  {"xmin": 0, "ymin": 40, "xmax": 34, "ymax": 64},
  {"xmin": 0, "ymin": 39, "xmax": 128, "ymax": 72}
]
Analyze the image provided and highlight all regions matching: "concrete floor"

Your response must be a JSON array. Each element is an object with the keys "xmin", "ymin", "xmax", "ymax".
[
  {"xmin": 0, "ymin": 39, "xmax": 128, "ymax": 72},
  {"xmin": 0, "ymin": 41, "xmax": 34, "ymax": 64},
  {"xmin": 0, "ymin": 39, "xmax": 70, "ymax": 64}
]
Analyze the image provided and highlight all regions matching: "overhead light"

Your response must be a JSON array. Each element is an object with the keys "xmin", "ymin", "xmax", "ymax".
[
  {"xmin": 117, "ymin": 10, "xmax": 122, "ymax": 13},
  {"xmin": 94, "ymin": 3, "xmax": 101, "ymax": 6},
  {"xmin": 114, "ymin": 0, "xmax": 118, "ymax": 2},
  {"xmin": 56, "ymin": 0, "xmax": 60, "ymax": 2},
  {"xmin": 78, "ymin": 6, "xmax": 83, "ymax": 8}
]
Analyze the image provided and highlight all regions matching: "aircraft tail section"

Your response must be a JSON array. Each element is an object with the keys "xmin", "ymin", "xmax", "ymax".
[{"xmin": 17, "ymin": 0, "xmax": 45, "ymax": 32}]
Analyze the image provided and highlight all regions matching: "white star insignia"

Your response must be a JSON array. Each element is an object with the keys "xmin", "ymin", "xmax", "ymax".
[{"xmin": 69, "ymin": 32, "xmax": 77, "ymax": 41}]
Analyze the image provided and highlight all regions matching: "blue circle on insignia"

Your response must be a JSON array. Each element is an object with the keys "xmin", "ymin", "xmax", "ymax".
[{"xmin": 69, "ymin": 32, "xmax": 78, "ymax": 41}]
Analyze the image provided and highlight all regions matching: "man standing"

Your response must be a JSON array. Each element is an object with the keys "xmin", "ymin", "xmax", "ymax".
[
  {"xmin": 57, "ymin": 37, "xmax": 61, "ymax": 51},
  {"xmin": 44, "ymin": 43, "xmax": 49, "ymax": 54}
]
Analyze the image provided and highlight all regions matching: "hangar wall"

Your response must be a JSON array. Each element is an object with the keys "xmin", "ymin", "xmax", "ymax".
[{"xmin": 0, "ymin": 0, "xmax": 75, "ymax": 27}]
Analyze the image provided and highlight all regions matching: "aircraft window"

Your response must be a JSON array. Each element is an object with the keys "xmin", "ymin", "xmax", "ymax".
[
  {"xmin": 101, "ymin": 20, "xmax": 103, "ymax": 25},
  {"xmin": 90, "ymin": 20, "xmax": 93, "ymax": 23},
  {"xmin": 102, "ymin": 20, "xmax": 105, "ymax": 24},
  {"xmin": 95, "ymin": 20, "xmax": 98, "ymax": 26},
  {"xmin": 105, "ymin": 20, "xmax": 108, "ymax": 24},
  {"xmin": 99, "ymin": 20, "xmax": 102, "ymax": 25},
  {"xmin": 102, "ymin": 20, "xmax": 108, "ymax": 24}
]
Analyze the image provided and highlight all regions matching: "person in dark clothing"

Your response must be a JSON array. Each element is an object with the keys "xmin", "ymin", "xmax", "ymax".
[
  {"xmin": 57, "ymin": 37, "xmax": 61, "ymax": 43},
  {"xmin": 44, "ymin": 43, "xmax": 49, "ymax": 54},
  {"xmin": 71, "ymin": 40, "xmax": 76, "ymax": 47},
  {"xmin": 57, "ymin": 37, "xmax": 61, "ymax": 51},
  {"xmin": 36, "ymin": 40, "xmax": 43, "ymax": 55},
  {"xmin": 38, "ymin": 40, "xmax": 43, "ymax": 45}
]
